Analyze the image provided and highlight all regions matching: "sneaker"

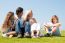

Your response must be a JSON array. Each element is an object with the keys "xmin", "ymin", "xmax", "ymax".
[
  {"xmin": 2, "ymin": 34, "xmax": 7, "ymax": 37},
  {"xmin": 32, "ymin": 36, "xmax": 36, "ymax": 38},
  {"xmin": 17, "ymin": 34, "xmax": 22, "ymax": 38},
  {"xmin": 25, "ymin": 32, "xmax": 29, "ymax": 37}
]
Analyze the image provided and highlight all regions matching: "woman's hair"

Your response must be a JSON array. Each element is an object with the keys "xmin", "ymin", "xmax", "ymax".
[
  {"xmin": 51, "ymin": 15, "xmax": 59, "ymax": 23},
  {"xmin": 25, "ymin": 10, "xmax": 33, "ymax": 21},
  {"xmin": 2, "ymin": 11, "xmax": 14, "ymax": 28}
]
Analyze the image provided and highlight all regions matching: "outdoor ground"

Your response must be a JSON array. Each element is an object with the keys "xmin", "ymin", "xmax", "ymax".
[{"xmin": 0, "ymin": 30, "xmax": 65, "ymax": 43}]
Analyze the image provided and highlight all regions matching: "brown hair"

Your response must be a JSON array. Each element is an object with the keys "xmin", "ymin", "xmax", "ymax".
[
  {"xmin": 2, "ymin": 12, "xmax": 14, "ymax": 29},
  {"xmin": 16, "ymin": 7, "xmax": 23, "ymax": 15},
  {"xmin": 51, "ymin": 15, "xmax": 59, "ymax": 23}
]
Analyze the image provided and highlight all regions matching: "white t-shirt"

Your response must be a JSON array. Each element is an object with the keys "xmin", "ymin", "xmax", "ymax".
[{"xmin": 31, "ymin": 23, "xmax": 40, "ymax": 31}]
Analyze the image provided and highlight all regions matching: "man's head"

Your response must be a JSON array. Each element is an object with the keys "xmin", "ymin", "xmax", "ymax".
[{"xmin": 16, "ymin": 7, "xmax": 23, "ymax": 18}]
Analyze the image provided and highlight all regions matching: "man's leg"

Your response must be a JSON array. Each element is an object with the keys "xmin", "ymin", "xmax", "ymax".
[{"xmin": 21, "ymin": 27, "xmax": 25, "ymax": 37}]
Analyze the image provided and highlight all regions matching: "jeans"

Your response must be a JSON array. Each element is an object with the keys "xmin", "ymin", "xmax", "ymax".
[
  {"xmin": 15, "ymin": 19, "xmax": 24, "ymax": 34},
  {"xmin": 25, "ymin": 22, "xmax": 31, "ymax": 34}
]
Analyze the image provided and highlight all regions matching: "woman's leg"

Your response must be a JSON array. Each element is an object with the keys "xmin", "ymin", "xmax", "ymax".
[
  {"xmin": 25, "ymin": 22, "xmax": 30, "ymax": 34},
  {"xmin": 6, "ymin": 31, "xmax": 16, "ymax": 35}
]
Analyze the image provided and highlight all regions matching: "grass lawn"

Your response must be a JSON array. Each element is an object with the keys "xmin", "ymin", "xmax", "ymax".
[{"xmin": 0, "ymin": 31, "xmax": 65, "ymax": 43}]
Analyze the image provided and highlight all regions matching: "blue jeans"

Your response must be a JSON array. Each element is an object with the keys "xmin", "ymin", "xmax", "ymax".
[
  {"xmin": 25, "ymin": 22, "xmax": 31, "ymax": 34},
  {"xmin": 15, "ymin": 19, "xmax": 24, "ymax": 34},
  {"xmin": 48, "ymin": 28, "xmax": 61, "ymax": 36}
]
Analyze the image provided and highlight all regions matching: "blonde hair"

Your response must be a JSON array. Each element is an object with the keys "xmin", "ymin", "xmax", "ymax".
[{"xmin": 23, "ymin": 9, "xmax": 33, "ymax": 21}]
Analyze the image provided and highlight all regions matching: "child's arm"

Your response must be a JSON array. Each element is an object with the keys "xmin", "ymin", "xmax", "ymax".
[
  {"xmin": 52, "ymin": 23, "xmax": 61, "ymax": 27},
  {"xmin": 51, "ymin": 23, "xmax": 61, "ymax": 32},
  {"xmin": 52, "ymin": 27, "xmax": 57, "ymax": 32}
]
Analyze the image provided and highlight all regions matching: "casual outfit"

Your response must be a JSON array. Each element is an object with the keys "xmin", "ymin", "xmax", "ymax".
[
  {"xmin": 15, "ymin": 17, "xmax": 25, "ymax": 37},
  {"xmin": 44, "ymin": 22, "xmax": 61, "ymax": 36},
  {"xmin": 31, "ymin": 23, "xmax": 41, "ymax": 37}
]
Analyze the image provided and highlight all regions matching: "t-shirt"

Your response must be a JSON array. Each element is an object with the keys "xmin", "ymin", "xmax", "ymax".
[{"xmin": 31, "ymin": 23, "xmax": 40, "ymax": 31}]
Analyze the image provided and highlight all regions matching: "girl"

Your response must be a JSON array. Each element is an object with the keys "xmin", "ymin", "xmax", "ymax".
[
  {"xmin": 2, "ymin": 11, "xmax": 15, "ymax": 38},
  {"xmin": 44, "ymin": 15, "xmax": 61, "ymax": 36},
  {"xmin": 29, "ymin": 18, "xmax": 40, "ymax": 38},
  {"xmin": 24, "ymin": 10, "xmax": 33, "ymax": 37}
]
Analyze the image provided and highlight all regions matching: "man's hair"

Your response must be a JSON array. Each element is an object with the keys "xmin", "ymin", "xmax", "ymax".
[{"xmin": 16, "ymin": 7, "xmax": 23, "ymax": 15}]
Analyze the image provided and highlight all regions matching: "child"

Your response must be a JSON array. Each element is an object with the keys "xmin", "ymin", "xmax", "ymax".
[
  {"xmin": 2, "ymin": 11, "xmax": 15, "ymax": 38},
  {"xmin": 44, "ymin": 15, "xmax": 61, "ymax": 36},
  {"xmin": 29, "ymin": 18, "xmax": 40, "ymax": 38}
]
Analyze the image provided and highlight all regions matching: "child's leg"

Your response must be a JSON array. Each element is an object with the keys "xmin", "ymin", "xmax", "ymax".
[
  {"xmin": 44, "ymin": 26, "xmax": 49, "ymax": 33},
  {"xmin": 31, "ymin": 31, "xmax": 34, "ymax": 37},
  {"xmin": 36, "ymin": 30, "xmax": 39, "ymax": 37},
  {"xmin": 52, "ymin": 27, "xmax": 57, "ymax": 32}
]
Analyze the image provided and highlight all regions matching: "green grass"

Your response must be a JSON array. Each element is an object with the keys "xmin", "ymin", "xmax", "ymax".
[{"xmin": 0, "ymin": 31, "xmax": 65, "ymax": 43}]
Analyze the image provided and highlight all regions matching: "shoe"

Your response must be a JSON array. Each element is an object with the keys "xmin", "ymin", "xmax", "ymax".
[
  {"xmin": 2, "ymin": 34, "xmax": 7, "ymax": 37},
  {"xmin": 25, "ymin": 32, "xmax": 29, "ymax": 37},
  {"xmin": 17, "ymin": 34, "xmax": 22, "ymax": 38},
  {"xmin": 36, "ymin": 36, "xmax": 39, "ymax": 38},
  {"xmin": 32, "ymin": 36, "xmax": 36, "ymax": 38}
]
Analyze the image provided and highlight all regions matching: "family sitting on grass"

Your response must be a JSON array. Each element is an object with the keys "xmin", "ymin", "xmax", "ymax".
[{"xmin": 1, "ymin": 7, "xmax": 61, "ymax": 38}]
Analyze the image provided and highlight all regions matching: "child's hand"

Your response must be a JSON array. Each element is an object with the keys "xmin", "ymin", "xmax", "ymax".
[
  {"xmin": 44, "ymin": 25, "xmax": 50, "ymax": 28},
  {"xmin": 53, "ymin": 23, "xmax": 61, "ymax": 27}
]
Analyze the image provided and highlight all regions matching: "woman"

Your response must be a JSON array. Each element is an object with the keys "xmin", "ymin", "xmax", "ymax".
[
  {"xmin": 24, "ymin": 9, "xmax": 33, "ymax": 37},
  {"xmin": 2, "ymin": 11, "xmax": 15, "ymax": 38}
]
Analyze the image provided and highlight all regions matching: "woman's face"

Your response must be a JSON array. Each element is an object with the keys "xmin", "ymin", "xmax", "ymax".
[{"xmin": 27, "ymin": 14, "xmax": 32, "ymax": 20}]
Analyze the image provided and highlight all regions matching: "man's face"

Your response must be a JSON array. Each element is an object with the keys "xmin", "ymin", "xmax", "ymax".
[
  {"xmin": 20, "ymin": 12, "xmax": 23, "ymax": 16},
  {"xmin": 18, "ymin": 12, "xmax": 23, "ymax": 18}
]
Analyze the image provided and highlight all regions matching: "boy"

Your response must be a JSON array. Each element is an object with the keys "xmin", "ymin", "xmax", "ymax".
[{"xmin": 15, "ymin": 7, "xmax": 25, "ymax": 38}]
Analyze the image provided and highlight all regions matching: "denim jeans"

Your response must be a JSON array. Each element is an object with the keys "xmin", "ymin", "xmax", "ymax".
[
  {"xmin": 15, "ymin": 18, "xmax": 24, "ymax": 34},
  {"xmin": 25, "ymin": 22, "xmax": 31, "ymax": 34}
]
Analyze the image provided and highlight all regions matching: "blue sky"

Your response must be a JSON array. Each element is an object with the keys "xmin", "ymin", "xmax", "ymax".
[{"xmin": 0, "ymin": 0, "xmax": 65, "ymax": 30}]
